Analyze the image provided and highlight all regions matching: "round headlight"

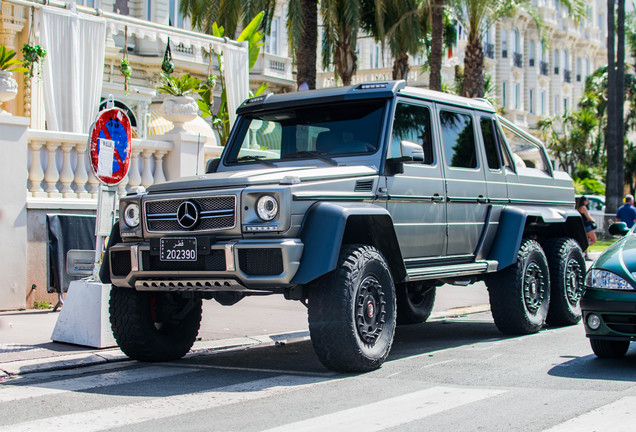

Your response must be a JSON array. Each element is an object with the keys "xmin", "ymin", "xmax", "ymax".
[
  {"xmin": 256, "ymin": 195, "xmax": 278, "ymax": 221},
  {"xmin": 124, "ymin": 203, "xmax": 140, "ymax": 228}
]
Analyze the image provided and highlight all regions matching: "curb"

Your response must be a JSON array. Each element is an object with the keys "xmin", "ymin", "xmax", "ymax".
[{"xmin": 0, "ymin": 306, "xmax": 490, "ymax": 379}]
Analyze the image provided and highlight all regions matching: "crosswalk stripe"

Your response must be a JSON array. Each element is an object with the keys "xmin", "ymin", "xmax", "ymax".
[
  {"xmin": 0, "ymin": 375, "xmax": 330, "ymax": 432},
  {"xmin": 0, "ymin": 365, "xmax": 197, "ymax": 403},
  {"xmin": 542, "ymin": 396, "xmax": 636, "ymax": 432},
  {"xmin": 262, "ymin": 386, "xmax": 506, "ymax": 432}
]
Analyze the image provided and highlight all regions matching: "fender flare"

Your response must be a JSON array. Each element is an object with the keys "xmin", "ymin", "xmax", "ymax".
[
  {"xmin": 487, "ymin": 206, "xmax": 587, "ymax": 271},
  {"xmin": 291, "ymin": 202, "xmax": 405, "ymax": 284}
]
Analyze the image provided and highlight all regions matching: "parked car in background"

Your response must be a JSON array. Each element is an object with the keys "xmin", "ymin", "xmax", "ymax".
[{"xmin": 582, "ymin": 222, "xmax": 636, "ymax": 357}]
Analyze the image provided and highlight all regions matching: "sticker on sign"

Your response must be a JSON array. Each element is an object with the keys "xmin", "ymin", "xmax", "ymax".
[{"xmin": 97, "ymin": 138, "xmax": 115, "ymax": 177}]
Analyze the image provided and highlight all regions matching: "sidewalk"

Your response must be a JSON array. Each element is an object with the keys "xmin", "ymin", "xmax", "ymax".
[{"xmin": 0, "ymin": 283, "xmax": 495, "ymax": 379}]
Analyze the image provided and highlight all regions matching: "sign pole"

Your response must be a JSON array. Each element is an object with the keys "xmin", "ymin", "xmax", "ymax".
[{"xmin": 92, "ymin": 185, "xmax": 118, "ymax": 279}]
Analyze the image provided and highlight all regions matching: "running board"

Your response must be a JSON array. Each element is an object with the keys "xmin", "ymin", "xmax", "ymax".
[{"xmin": 406, "ymin": 260, "xmax": 499, "ymax": 281}]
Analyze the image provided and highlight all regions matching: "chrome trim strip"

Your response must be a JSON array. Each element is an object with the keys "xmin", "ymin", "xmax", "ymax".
[
  {"xmin": 130, "ymin": 246, "xmax": 139, "ymax": 272},
  {"xmin": 225, "ymin": 241, "xmax": 237, "ymax": 272}
]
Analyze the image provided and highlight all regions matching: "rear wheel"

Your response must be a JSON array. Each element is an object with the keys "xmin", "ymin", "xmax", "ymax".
[
  {"xmin": 487, "ymin": 239, "xmax": 550, "ymax": 335},
  {"xmin": 590, "ymin": 338, "xmax": 630, "ymax": 358},
  {"xmin": 543, "ymin": 237, "xmax": 585, "ymax": 326},
  {"xmin": 109, "ymin": 287, "xmax": 202, "ymax": 362},
  {"xmin": 396, "ymin": 283, "xmax": 436, "ymax": 325},
  {"xmin": 307, "ymin": 245, "xmax": 396, "ymax": 372}
]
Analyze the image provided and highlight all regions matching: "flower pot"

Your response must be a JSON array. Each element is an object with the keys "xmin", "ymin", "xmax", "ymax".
[
  {"xmin": 0, "ymin": 70, "xmax": 18, "ymax": 116},
  {"xmin": 161, "ymin": 95, "xmax": 198, "ymax": 133}
]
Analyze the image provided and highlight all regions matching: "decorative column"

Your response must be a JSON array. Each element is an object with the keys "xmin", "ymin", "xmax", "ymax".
[
  {"xmin": 74, "ymin": 141, "xmax": 91, "ymax": 199},
  {"xmin": 141, "ymin": 149, "xmax": 155, "ymax": 187},
  {"xmin": 59, "ymin": 142, "xmax": 76, "ymax": 198},
  {"xmin": 44, "ymin": 141, "xmax": 62, "ymax": 198},
  {"xmin": 154, "ymin": 149, "xmax": 167, "ymax": 183},
  {"xmin": 28, "ymin": 140, "xmax": 47, "ymax": 197}
]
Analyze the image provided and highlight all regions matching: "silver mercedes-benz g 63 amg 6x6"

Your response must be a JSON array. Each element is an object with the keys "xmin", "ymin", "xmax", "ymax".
[{"xmin": 104, "ymin": 81, "xmax": 587, "ymax": 372}]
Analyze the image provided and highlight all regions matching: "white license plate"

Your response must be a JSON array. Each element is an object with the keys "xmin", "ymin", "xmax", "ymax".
[{"xmin": 159, "ymin": 237, "xmax": 197, "ymax": 261}]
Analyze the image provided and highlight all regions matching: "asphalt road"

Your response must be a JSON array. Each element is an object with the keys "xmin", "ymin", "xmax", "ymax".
[{"xmin": 1, "ymin": 310, "xmax": 635, "ymax": 432}]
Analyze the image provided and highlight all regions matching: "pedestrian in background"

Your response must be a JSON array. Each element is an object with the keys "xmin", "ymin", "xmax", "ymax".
[
  {"xmin": 576, "ymin": 195, "xmax": 597, "ymax": 260},
  {"xmin": 616, "ymin": 194, "xmax": 636, "ymax": 228}
]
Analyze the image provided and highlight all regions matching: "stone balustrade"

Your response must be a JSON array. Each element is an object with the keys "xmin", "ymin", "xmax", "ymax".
[{"xmin": 27, "ymin": 129, "xmax": 225, "ymax": 202}]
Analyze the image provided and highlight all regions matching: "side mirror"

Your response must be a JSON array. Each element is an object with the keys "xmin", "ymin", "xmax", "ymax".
[
  {"xmin": 609, "ymin": 221, "xmax": 630, "ymax": 236},
  {"xmin": 400, "ymin": 140, "xmax": 424, "ymax": 161},
  {"xmin": 206, "ymin": 158, "xmax": 220, "ymax": 174}
]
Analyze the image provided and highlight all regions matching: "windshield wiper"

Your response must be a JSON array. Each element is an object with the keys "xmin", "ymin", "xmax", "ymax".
[
  {"xmin": 235, "ymin": 155, "xmax": 276, "ymax": 166},
  {"xmin": 285, "ymin": 151, "xmax": 339, "ymax": 166}
]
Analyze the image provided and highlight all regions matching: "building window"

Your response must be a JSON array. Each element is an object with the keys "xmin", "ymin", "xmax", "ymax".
[
  {"xmin": 502, "ymin": 81, "xmax": 507, "ymax": 107},
  {"xmin": 564, "ymin": 97, "xmax": 568, "ymax": 113},
  {"xmin": 553, "ymin": 49, "xmax": 560, "ymax": 74},
  {"xmin": 554, "ymin": 96, "xmax": 559, "ymax": 114},
  {"xmin": 529, "ymin": 40, "xmax": 535, "ymax": 66},
  {"xmin": 529, "ymin": 89, "xmax": 534, "ymax": 114},
  {"xmin": 501, "ymin": 30, "xmax": 508, "ymax": 58},
  {"xmin": 541, "ymin": 91, "xmax": 545, "ymax": 115},
  {"xmin": 265, "ymin": 17, "xmax": 279, "ymax": 55},
  {"xmin": 515, "ymin": 83, "xmax": 520, "ymax": 110},
  {"xmin": 169, "ymin": 0, "xmax": 184, "ymax": 27},
  {"xmin": 146, "ymin": 0, "xmax": 152, "ymax": 21}
]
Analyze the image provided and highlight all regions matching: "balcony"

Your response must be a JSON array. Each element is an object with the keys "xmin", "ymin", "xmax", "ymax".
[
  {"xmin": 483, "ymin": 43, "xmax": 494, "ymax": 59},
  {"xmin": 540, "ymin": 61, "xmax": 549, "ymax": 76},
  {"xmin": 252, "ymin": 52, "xmax": 295, "ymax": 90},
  {"xmin": 513, "ymin": 52, "xmax": 523, "ymax": 68},
  {"xmin": 564, "ymin": 69, "xmax": 572, "ymax": 83}
]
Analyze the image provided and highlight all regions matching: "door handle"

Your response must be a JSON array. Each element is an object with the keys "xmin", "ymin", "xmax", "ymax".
[
  {"xmin": 477, "ymin": 195, "xmax": 487, "ymax": 203},
  {"xmin": 432, "ymin": 193, "xmax": 444, "ymax": 202}
]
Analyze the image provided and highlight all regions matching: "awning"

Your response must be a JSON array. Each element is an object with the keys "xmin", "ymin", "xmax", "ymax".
[{"xmin": 148, "ymin": 109, "xmax": 217, "ymax": 146}]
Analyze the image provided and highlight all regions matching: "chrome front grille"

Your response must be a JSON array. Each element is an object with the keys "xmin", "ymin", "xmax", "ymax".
[{"xmin": 145, "ymin": 195, "xmax": 236, "ymax": 232}]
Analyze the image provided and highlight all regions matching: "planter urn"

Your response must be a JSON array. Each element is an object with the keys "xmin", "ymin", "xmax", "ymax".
[
  {"xmin": 0, "ymin": 70, "xmax": 18, "ymax": 116},
  {"xmin": 161, "ymin": 95, "xmax": 198, "ymax": 133}
]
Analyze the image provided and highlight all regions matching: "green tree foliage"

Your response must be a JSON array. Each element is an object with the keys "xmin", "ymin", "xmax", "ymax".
[
  {"xmin": 321, "ymin": 0, "xmax": 363, "ymax": 85},
  {"xmin": 447, "ymin": 0, "xmax": 584, "ymax": 98}
]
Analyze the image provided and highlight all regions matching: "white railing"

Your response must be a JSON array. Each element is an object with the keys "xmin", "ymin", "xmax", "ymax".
[{"xmin": 27, "ymin": 130, "xmax": 174, "ymax": 200}]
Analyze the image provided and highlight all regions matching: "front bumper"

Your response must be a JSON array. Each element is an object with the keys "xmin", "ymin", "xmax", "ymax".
[
  {"xmin": 581, "ymin": 287, "xmax": 636, "ymax": 341},
  {"xmin": 109, "ymin": 238, "xmax": 304, "ymax": 292}
]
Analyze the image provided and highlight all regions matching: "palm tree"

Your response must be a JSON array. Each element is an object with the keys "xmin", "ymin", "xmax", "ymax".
[
  {"xmin": 321, "ymin": 0, "xmax": 363, "ymax": 85},
  {"xmin": 449, "ymin": 0, "xmax": 584, "ymax": 98},
  {"xmin": 288, "ymin": 0, "xmax": 318, "ymax": 89},
  {"xmin": 360, "ymin": 0, "xmax": 430, "ymax": 81},
  {"xmin": 179, "ymin": 0, "xmax": 275, "ymax": 39},
  {"xmin": 429, "ymin": 0, "xmax": 444, "ymax": 91}
]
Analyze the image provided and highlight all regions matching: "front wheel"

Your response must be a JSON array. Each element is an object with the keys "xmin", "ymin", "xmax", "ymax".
[
  {"xmin": 307, "ymin": 245, "xmax": 396, "ymax": 372},
  {"xmin": 590, "ymin": 338, "xmax": 630, "ymax": 358},
  {"xmin": 487, "ymin": 239, "xmax": 550, "ymax": 335},
  {"xmin": 109, "ymin": 287, "xmax": 202, "ymax": 362}
]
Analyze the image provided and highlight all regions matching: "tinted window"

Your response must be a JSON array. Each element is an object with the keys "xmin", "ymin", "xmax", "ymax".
[
  {"xmin": 499, "ymin": 122, "xmax": 550, "ymax": 172},
  {"xmin": 390, "ymin": 103, "xmax": 434, "ymax": 164},
  {"xmin": 480, "ymin": 118, "xmax": 501, "ymax": 170},
  {"xmin": 440, "ymin": 111, "xmax": 477, "ymax": 168}
]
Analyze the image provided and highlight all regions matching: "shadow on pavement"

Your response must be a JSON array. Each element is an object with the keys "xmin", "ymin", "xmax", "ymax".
[{"xmin": 548, "ymin": 346, "xmax": 636, "ymax": 382}]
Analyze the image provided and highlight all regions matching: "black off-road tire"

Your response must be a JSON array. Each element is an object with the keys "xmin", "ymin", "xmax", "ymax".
[
  {"xmin": 307, "ymin": 245, "xmax": 396, "ymax": 372},
  {"xmin": 396, "ymin": 283, "xmax": 436, "ymax": 325},
  {"xmin": 109, "ymin": 286, "xmax": 202, "ymax": 362},
  {"xmin": 543, "ymin": 237, "xmax": 585, "ymax": 326},
  {"xmin": 487, "ymin": 239, "xmax": 551, "ymax": 335},
  {"xmin": 590, "ymin": 338, "xmax": 630, "ymax": 358}
]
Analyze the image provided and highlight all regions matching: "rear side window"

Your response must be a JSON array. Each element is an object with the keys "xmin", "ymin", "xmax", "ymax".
[
  {"xmin": 390, "ymin": 102, "xmax": 434, "ymax": 164},
  {"xmin": 480, "ymin": 118, "xmax": 501, "ymax": 170},
  {"xmin": 440, "ymin": 110, "xmax": 477, "ymax": 169}
]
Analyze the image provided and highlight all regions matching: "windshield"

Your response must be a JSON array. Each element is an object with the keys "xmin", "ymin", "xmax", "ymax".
[{"xmin": 225, "ymin": 100, "xmax": 387, "ymax": 164}]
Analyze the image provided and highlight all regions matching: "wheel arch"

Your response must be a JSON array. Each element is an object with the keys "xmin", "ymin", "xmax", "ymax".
[
  {"xmin": 487, "ymin": 206, "xmax": 588, "ymax": 271},
  {"xmin": 291, "ymin": 202, "xmax": 406, "ymax": 284}
]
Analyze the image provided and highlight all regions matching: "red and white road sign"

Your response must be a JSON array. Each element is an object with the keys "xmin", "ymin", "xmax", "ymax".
[{"xmin": 88, "ymin": 108, "xmax": 132, "ymax": 186}]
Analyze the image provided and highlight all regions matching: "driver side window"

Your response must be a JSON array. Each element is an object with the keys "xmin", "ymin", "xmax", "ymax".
[{"xmin": 390, "ymin": 103, "xmax": 434, "ymax": 164}]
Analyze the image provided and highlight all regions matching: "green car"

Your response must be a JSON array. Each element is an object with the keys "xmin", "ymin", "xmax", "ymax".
[{"xmin": 582, "ymin": 222, "xmax": 636, "ymax": 358}]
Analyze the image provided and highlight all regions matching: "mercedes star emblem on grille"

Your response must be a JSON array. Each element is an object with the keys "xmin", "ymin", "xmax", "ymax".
[{"xmin": 176, "ymin": 201, "xmax": 199, "ymax": 229}]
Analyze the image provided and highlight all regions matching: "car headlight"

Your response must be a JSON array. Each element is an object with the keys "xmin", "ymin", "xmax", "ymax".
[
  {"xmin": 585, "ymin": 269, "xmax": 634, "ymax": 290},
  {"xmin": 256, "ymin": 195, "xmax": 278, "ymax": 221},
  {"xmin": 123, "ymin": 203, "xmax": 140, "ymax": 228}
]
